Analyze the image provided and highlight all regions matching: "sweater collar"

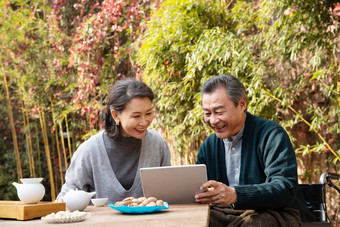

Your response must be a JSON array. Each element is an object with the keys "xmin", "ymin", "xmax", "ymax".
[{"xmin": 223, "ymin": 125, "xmax": 244, "ymax": 147}]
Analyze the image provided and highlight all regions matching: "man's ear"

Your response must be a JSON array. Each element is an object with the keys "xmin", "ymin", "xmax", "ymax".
[
  {"xmin": 111, "ymin": 109, "xmax": 120, "ymax": 125},
  {"xmin": 239, "ymin": 97, "xmax": 247, "ymax": 111}
]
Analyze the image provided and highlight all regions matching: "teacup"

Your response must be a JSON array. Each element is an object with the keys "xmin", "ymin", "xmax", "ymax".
[{"xmin": 91, "ymin": 198, "xmax": 108, "ymax": 207}]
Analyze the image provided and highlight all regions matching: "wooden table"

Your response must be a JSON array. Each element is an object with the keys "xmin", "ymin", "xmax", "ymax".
[{"xmin": 0, "ymin": 203, "xmax": 210, "ymax": 226}]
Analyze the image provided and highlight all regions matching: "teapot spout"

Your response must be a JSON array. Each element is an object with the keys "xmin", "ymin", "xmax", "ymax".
[
  {"xmin": 89, "ymin": 191, "xmax": 96, "ymax": 198},
  {"xmin": 12, "ymin": 182, "xmax": 19, "ymax": 189}
]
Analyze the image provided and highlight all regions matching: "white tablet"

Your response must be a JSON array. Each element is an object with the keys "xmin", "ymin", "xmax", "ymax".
[{"xmin": 140, "ymin": 164, "xmax": 207, "ymax": 204}]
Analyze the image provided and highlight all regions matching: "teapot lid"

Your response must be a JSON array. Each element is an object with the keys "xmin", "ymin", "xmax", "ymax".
[{"xmin": 20, "ymin": 178, "xmax": 43, "ymax": 184}]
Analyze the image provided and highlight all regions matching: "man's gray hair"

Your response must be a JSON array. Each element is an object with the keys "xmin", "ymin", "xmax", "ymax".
[{"xmin": 200, "ymin": 74, "xmax": 247, "ymax": 108}]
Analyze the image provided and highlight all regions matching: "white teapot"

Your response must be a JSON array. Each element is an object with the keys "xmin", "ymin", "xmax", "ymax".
[
  {"xmin": 12, "ymin": 178, "xmax": 45, "ymax": 204},
  {"xmin": 63, "ymin": 189, "xmax": 96, "ymax": 211}
]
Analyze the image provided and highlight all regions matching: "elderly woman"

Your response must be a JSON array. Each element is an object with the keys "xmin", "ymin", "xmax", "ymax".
[{"xmin": 56, "ymin": 79, "xmax": 171, "ymax": 203}]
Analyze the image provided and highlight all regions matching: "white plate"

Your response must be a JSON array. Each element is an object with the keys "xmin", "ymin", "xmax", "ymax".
[{"xmin": 41, "ymin": 211, "xmax": 90, "ymax": 223}]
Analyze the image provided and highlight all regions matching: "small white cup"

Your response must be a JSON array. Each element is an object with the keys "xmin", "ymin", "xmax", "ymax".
[{"xmin": 91, "ymin": 198, "xmax": 108, "ymax": 207}]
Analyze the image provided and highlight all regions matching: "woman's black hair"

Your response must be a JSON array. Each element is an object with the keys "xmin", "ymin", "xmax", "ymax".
[{"xmin": 104, "ymin": 79, "xmax": 154, "ymax": 139}]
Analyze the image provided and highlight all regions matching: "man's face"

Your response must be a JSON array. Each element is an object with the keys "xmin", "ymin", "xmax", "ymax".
[{"xmin": 202, "ymin": 87, "xmax": 246, "ymax": 139}]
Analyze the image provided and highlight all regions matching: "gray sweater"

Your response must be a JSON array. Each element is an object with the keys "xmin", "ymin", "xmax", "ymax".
[{"xmin": 56, "ymin": 129, "xmax": 171, "ymax": 203}]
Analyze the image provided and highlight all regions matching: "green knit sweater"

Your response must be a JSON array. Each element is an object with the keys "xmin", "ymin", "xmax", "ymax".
[{"xmin": 196, "ymin": 112, "xmax": 311, "ymax": 219}]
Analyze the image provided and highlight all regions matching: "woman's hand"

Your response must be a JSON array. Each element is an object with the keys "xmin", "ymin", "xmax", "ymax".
[
  {"xmin": 194, "ymin": 180, "xmax": 237, "ymax": 206},
  {"xmin": 55, "ymin": 198, "xmax": 64, "ymax": 203}
]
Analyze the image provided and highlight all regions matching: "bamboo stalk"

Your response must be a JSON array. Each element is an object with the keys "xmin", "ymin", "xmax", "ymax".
[
  {"xmin": 64, "ymin": 114, "xmax": 73, "ymax": 158},
  {"xmin": 225, "ymin": 0, "xmax": 234, "ymax": 9},
  {"xmin": 26, "ymin": 111, "xmax": 36, "ymax": 177},
  {"xmin": 22, "ymin": 106, "xmax": 33, "ymax": 177},
  {"xmin": 18, "ymin": 85, "xmax": 35, "ymax": 177},
  {"xmin": 51, "ymin": 133, "xmax": 59, "ymax": 195},
  {"xmin": 51, "ymin": 105, "xmax": 64, "ymax": 185},
  {"xmin": 35, "ymin": 123, "xmax": 42, "ymax": 177},
  {"xmin": 72, "ymin": 127, "xmax": 76, "ymax": 155},
  {"xmin": 72, "ymin": 114, "xmax": 76, "ymax": 152},
  {"xmin": 55, "ymin": 130, "xmax": 64, "ymax": 185},
  {"xmin": 59, "ymin": 119, "xmax": 68, "ymax": 170},
  {"xmin": 39, "ymin": 109, "xmax": 56, "ymax": 201},
  {"xmin": 19, "ymin": 80, "xmax": 36, "ymax": 177},
  {"xmin": 2, "ymin": 66, "xmax": 23, "ymax": 180}
]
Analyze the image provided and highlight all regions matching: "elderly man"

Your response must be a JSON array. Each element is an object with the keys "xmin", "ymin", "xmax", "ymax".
[{"xmin": 195, "ymin": 74, "xmax": 312, "ymax": 226}]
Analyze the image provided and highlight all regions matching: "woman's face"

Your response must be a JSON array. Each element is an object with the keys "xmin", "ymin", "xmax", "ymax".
[{"xmin": 111, "ymin": 97, "xmax": 154, "ymax": 139}]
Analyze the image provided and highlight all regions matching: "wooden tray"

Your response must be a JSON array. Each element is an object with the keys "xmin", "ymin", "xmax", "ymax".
[{"xmin": 0, "ymin": 201, "xmax": 66, "ymax": 220}]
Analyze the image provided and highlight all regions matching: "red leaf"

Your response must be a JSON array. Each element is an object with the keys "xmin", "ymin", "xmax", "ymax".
[{"xmin": 334, "ymin": 3, "xmax": 340, "ymax": 17}]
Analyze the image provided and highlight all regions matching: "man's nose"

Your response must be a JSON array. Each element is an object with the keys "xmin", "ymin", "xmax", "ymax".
[{"xmin": 210, "ymin": 114, "xmax": 219, "ymax": 125}]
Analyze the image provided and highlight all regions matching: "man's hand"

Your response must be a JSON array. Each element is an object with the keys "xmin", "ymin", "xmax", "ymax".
[{"xmin": 194, "ymin": 180, "xmax": 237, "ymax": 206}]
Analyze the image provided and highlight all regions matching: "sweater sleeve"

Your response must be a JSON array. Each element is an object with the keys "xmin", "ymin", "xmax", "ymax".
[
  {"xmin": 143, "ymin": 129, "xmax": 171, "ymax": 167},
  {"xmin": 161, "ymin": 138, "xmax": 171, "ymax": 166},
  {"xmin": 196, "ymin": 144, "xmax": 207, "ymax": 165},
  {"xmin": 56, "ymin": 140, "xmax": 95, "ymax": 200},
  {"xmin": 196, "ymin": 134, "xmax": 228, "ymax": 184},
  {"xmin": 234, "ymin": 125, "xmax": 298, "ymax": 210}
]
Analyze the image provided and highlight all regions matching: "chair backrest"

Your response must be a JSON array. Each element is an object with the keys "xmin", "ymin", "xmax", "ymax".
[
  {"xmin": 299, "ymin": 172, "xmax": 339, "ymax": 225},
  {"xmin": 298, "ymin": 183, "xmax": 324, "ymax": 222}
]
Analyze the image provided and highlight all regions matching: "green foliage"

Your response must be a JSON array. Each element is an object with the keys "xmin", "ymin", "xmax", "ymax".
[
  {"xmin": 136, "ymin": 0, "xmax": 227, "ymax": 155},
  {"xmin": 136, "ymin": 0, "xmax": 339, "ymax": 163},
  {"xmin": 0, "ymin": 0, "xmax": 339, "ymax": 203},
  {"xmin": 0, "ymin": 0, "xmax": 338, "ymax": 221},
  {"xmin": 0, "ymin": 0, "xmax": 71, "ymax": 192},
  {"xmin": 0, "ymin": 0, "xmax": 165, "ymax": 199},
  {"xmin": 0, "ymin": 167, "xmax": 17, "ymax": 200},
  {"xmin": 0, "ymin": 95, "xmax": 19, "ymax": 200}
]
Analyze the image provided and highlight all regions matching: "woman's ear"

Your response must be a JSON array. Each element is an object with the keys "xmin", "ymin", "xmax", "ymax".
[{"xmin": 111, "ymin": 109, "xmax": 120, "ymax": 125}]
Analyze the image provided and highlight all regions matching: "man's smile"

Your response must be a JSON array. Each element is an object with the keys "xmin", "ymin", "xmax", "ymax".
[{"xmin": 212, "ymin": 124, "xmax": 226, "ymax": 132}]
